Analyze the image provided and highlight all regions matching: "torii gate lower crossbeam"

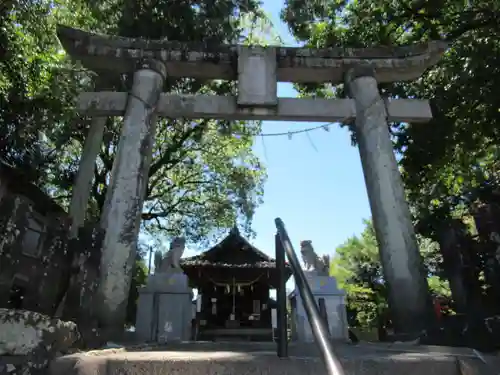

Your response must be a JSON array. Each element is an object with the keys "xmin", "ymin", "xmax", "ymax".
[
  {"xmin": 78, "ymin": 92, "xmax": 432, "ymax": 123},
  {"xmin": 57, "ymin": 25, "xmax": 447, "ymax": 338}
]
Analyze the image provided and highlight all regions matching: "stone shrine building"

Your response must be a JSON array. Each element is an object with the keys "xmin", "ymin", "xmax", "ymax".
[
  {"xmin": 135, "ymin": 227, "xmax": 292, "ymax": 342},
  {"xmin": 135, "ymin": 226, "xmax": 350, "ymax": 343},
  {"xmin": 181, "ymin": 227, "xmax": 292, "ymax": 341}
]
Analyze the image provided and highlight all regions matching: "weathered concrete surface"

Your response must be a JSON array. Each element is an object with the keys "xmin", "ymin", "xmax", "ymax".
[
  {"xmin": 48, "ymin": 342, "xmax": 495, "ymax": 375},
  {"xmin": 56, "ymin": 25, "xmax": 447, "ymax": 84},
  {"xmin": 60, "ymin": 225, "xmax": 105, "ymax": 349},
  {"xmin": 77, "ymin": 93, "xmax": 433, "ymax": 123},
  {"xmin": 0, "ymin": 308, "xmax": 80, "ymax": 375},
  {"xmin": 0, "ymin": 179, "xmax": 73, "ymax": 317},
  {"xmin": 458, "ymin": 357, "xmax": 497, "ymax": 375},
  {"xmin": 53, "ymin": 117, "xmax": 107, "ymax": 319},
  {"xmin": 0, "ymin": 309, "xmax": 79, "ymax": 356},
  {"xmin": 68, "ymin": 117, "xmax": 107, "ymax": 239},
  {"xmin": 237, "ymin": 46, "xmax": 277, "ymax": 107},
  {"xmin": 96, "ymin": 60, "xmax": 166, "ymax": 338},
  {"xmin": 346, "ymin": 67, "xmax": 433, "ymax": 334}
]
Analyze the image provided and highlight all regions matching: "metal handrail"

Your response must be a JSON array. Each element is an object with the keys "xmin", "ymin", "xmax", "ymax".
[{"xmin": 275, "ymin": 218, "xmax": 345, "ymax": 375}]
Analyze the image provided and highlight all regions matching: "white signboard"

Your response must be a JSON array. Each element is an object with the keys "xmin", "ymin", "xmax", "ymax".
[{"xmin": 271, "ymin": 308, "xmax": 277, "ymax": 329}]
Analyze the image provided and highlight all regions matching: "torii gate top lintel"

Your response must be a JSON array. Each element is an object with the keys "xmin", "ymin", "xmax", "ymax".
[{"xmin": 56, "ymin": 25, "xmax": 447, "ymax": 85}]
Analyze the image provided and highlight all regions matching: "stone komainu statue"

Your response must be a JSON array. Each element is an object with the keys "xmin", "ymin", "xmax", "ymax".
[
  {"xmin": 300, "ymin": 240, "xmax": 330, "ymax": 276},
  {"xmin": 156, "ymin": 236, "xmax": 186, "ymax": 273}
]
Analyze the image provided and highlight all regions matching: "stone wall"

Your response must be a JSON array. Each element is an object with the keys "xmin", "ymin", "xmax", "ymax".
[
  {"xmin": 0, "ymin": 193, "xmax": 72, "ymax": 316},
  {"xmin": 61, "ymin": 225, "xmax": 105, "ymax": 347},
  {"xmin": 0, "ymin": 168, "xmax": 105, "ymax": 348},
  {"xmin": 0, "ymin": 308, "xmax": 80, "ymax": 375}
]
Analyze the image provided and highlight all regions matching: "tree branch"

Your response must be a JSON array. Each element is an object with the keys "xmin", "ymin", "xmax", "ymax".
[
  {"xmin": 141, "ymin": 195, "xmax": 208, "ymax": 221},
  {"xmin": 148, "ymin": 120, "xmax": 208, "ymax": 178},
  {"xmin": 399, "ymin": 5, "xmax": 500, "ymax": 41}
]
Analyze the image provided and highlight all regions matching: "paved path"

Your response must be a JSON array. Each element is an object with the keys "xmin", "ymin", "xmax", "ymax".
[
  {"xmin": 86, "ymin": 340, "xmax": 494, "ymax": 359},
  {"xmin": 50, "ymin": 341, "xmax": 497, "ymax": 375}
]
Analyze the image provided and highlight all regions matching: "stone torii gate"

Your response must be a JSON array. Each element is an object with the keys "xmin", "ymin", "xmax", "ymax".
[{"xmin": 56, "ymin": 25, "xmax": 447, "ymax": 337}]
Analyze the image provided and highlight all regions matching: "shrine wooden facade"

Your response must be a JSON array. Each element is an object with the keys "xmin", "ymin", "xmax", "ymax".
[{"xmin": 181, "ymin": 227, "xmax": 292, "ymax": 341}]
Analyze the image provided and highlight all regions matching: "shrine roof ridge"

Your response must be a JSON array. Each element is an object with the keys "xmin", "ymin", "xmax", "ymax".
[
  {"xmin": 180, "ymin": 260, "xmax": 282, "ymax": 269},
  {"xmin": 181, "ymin": 226, "xmax": 278, "ymax": 268},
  {"xmin": 56, "ymin": 25, "xmax": 448, "ymax": 84}
]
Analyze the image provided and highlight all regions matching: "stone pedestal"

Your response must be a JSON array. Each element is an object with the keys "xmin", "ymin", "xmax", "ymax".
[
  {"xmin": 135, "ymin": 271, "xmax": 192, "ymax": 343},
  {"xmin": 290, "ymin": 271, "xmax": 348, "ymax": 343}
]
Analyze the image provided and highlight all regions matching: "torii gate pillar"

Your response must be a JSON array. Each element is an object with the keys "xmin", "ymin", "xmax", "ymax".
[
  {"xmin": 346, "ymin": 66, "xmax": 433, "ymax": 333},
  {"xmin": 97, "ymin": 59, "xmax": 166, "ymax": 334}
]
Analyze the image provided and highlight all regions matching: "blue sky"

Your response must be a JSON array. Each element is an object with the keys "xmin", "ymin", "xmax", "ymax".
[
  {"xmin": 145, "ymin": 1, "xmax": 372, "ymax": 275},
  {"xmin": 242, "ymin": 0, "xmax": 371, "ymax": 259}
]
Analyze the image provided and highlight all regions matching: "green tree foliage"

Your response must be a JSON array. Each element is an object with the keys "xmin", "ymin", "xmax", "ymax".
[
  {"xmin": 0, "ymin": 0, "xmax": 96, "ymax": 181},
  {"xmin": 281, "ymin": 0, "xmax": 500, "ymax": 239},
  {"xmin": 331, "ymin": 219, "xmax": 450, "ymax": 329},
  {"xmin": 126, "ymin": 246, "xmax": 149, "ymax": 327},
  {"xmin": 0, "ymin": 0, "xmax": 280, "ymax": 243},
  {"xmin": 1, "ymin": 0, "xmax": 279, "ymax": 323}
]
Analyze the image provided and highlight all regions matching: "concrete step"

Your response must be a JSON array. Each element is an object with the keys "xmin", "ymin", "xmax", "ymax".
[{"xmin": 49, "ymin": 342, "xmax": 495, "ymax": 375}]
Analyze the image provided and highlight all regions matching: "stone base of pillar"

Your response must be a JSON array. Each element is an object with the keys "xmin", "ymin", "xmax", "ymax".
[{"xmin": 135, "ymin": 271, "xmax": 192, "ymax": 343}]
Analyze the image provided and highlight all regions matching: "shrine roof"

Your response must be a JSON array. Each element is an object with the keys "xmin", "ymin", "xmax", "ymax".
[
  {"xmin": 181, "ymin": 226, "xmax": 279, "ymax": 269},
  {"xmin": 180, "ymin": 260, "xmax": 278, "ymax": 268}
]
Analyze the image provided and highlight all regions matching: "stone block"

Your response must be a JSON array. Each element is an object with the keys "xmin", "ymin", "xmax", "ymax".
[
  {"xmin": 0, "ymin": 308, "xmax": 80, "ymax": 375},
  {"xmin": 134, "ymin": 293, "xmax": 154, "ymax": 342},
  {"xmin": 156, "ymin": 294, "xmax": 192, "ymax": 343},
  {"xmin": 290, "ymin": 272, "xmax": 348, "ymax": 342},
  {"xmin": 135, "ymin": 272, "xmax": 192, "ymax": 343},
  {"xmin": 143, "ymin": 271, "xmax": 190, "ymax": 293},
  {"xmin": 48, "ymin": 343, "xmax": 471, "ymax": 375},
  {"xmin": 237, "ymin": 46, "xmax": 277, "ymax": 107}
]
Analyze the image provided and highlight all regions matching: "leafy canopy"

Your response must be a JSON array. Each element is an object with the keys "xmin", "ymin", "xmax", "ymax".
[
  {"xmin": 331, "ymin": 219, "xmax": 449, "ymax": 329},
  {"xmin": 281, "ymin": 0, "xmax": 500, "ymax": 238},
  {"xmin": 1, "ymin": 0, "xmax": 280, "ymax": 245}
]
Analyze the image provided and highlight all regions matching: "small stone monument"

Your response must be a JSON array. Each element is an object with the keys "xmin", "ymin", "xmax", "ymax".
[
  {"xmin": 289, "ymin": 240, "xmax": 348, "ymax": 343},
  {"xmin": 135, "ymin": 237, "xmax": 192, "ymax": 343}
]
